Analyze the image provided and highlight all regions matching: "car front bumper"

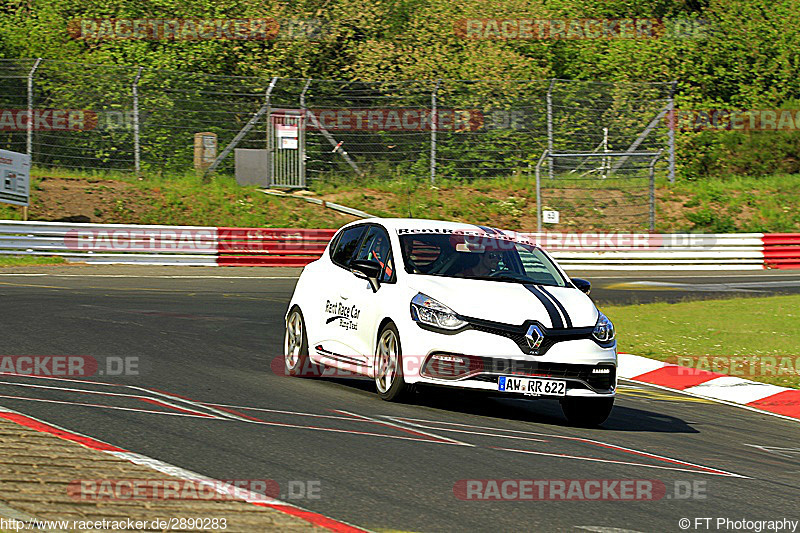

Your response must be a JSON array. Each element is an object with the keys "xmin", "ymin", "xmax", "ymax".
[{"xmin": 398, "ymin": 321, "xmax": 617, "ymax": 398}]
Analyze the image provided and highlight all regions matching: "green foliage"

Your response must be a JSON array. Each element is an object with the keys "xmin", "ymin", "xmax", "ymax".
[{"xmin": 0, "ymin": 0, "xmax": 798, "ymax": 179}]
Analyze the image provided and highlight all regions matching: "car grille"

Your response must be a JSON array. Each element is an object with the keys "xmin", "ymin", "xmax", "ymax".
[{"xmin": 463, "ymin": 316, "xmax": 595, "ymax": 356}]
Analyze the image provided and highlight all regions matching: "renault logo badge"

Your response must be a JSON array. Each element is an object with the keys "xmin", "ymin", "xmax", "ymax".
[{"xmin": 525, "ymin": 324, "xmax": 544, "ymax": 352}]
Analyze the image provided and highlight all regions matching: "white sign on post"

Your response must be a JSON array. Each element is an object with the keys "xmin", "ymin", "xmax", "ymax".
[
  {"xmin": 276, "ymin": 124, "xmax": 299, "ymax": 150},
  {"xmin": 0, "ymin": 149, "xmax": 31, "ymax": 207},
  {"xmin": 543, "ymin": 210, "xmax": 560, "ymax": 224}
]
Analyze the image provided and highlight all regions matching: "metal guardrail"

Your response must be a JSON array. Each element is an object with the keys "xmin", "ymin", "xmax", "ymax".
[
  {"xmin": 763, "ymin": 234, "xmax": 800, "ymax": 270},
  {"xmin": 217, "ymin": 227, "xmax": 336, "ymax": 267},
  {"xmin": 0, "ymin": 221, "xmax": 797, "ymax": 270},
  {"xmin": 0, "ymin": 221, "xmax": 219, "ymax": 265},
  {"xmin": 525, "ymin": 233, "xmax": 768, "ymax": 270}
]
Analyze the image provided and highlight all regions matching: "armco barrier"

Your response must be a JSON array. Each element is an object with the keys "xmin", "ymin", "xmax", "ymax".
[
  {"xmin": 0, "ymin": 221, "xmax": 219, "ymax": 265},
  {"xmin": 763, "ymin": 234, "xmax": 800, "ymax": 270},
  {"xmin": 217, "ymin": 227, "xmax": 336, "ymax": 267},
  {"xmin": 0, "ymin": 221, "xmax": 798, "ymax": 269},
  {"xmin": 530, "ymin": 233, "xmax": 767, "ymax": 270}
]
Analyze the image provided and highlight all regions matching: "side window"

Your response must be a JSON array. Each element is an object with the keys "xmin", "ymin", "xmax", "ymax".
[
  {"xmin": 331, "ymin": 225, "xmax": 367, "ymax": 268},
  {"xmin": 355, "ymin": 226, "xmax": 394, "ymax": 281}
]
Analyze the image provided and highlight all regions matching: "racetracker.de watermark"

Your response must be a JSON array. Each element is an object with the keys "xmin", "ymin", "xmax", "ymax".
[
  {"xmin": 455, "ymin": 18, "xmax": 708, "ymax": 40},
  {"xmin": 68, "ymin": 18, "xmax": 330, "ymax": 41},
  {"xmin": 306, "ymin": 108, "xmax": 485, "ymax": 132},
  {"xmin": 667, "ymin": 109, "xmax": 800, "ymax": 131},
  {"xmin": 454, "ymin": 479, "xmax": 706, "ymax": 501},
  {"xmin": 0, "ymin": 355, "xmax": 141, "ymax": 377},
  {"xmin": 68, "ymin": 479, "xmax": 322, "ymax": 501},
  {"xmin": 64, "ymin": 229, "xmax": 216, "ymax": 252},
  {"xmin": 674, "ymin": 356, "xmax": 800, "ymax": 378},
  {"xmin": 0, "ymin": 109, "xmax": 97, "ymax": 131}
]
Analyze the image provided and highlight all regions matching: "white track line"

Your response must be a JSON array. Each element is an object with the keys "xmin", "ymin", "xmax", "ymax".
[
  {"xmin": 337, "ymin": 410, "xmax": 474, "ymax": 447},
  {"xmin": 0, "ymin": 393, "xmax": 216, "ymax": 418},
  {"xmin": 390, "ymin": 416, "xmax": 746, "ymax": 478},
  {"xmin": 492, "ymin": 446, "xmax": 739, "ymax": 476}
]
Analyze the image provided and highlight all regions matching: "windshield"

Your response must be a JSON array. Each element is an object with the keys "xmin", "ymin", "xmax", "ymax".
[{"xmin": 399, "ymin": 232, "xmax": 568, "ymax": 287}]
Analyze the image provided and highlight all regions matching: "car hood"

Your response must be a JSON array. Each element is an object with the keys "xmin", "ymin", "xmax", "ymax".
[{"xmin": 406, "ymin": 275, "xmax": 598, "ymax": 329}]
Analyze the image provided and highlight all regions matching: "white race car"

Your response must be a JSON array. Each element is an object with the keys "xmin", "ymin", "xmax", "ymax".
[{"xmin": 284, "ymin": 218, "xmax": 617, "ymax": 426}]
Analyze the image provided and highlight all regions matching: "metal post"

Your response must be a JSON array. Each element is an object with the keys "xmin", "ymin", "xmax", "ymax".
[
  {"xmin": 203, "ymin": 76, "xmax": 278, "ymax": 181},
  {"xmin": 265, "ymin": 77, "xmax": 276, "ymax": 185},
  {"xmin": 299, "ymin": 78, "xmax": 312, "ymax": 188},
  {"xmin": 611, "ymin": 99, "xmax": 672, "ymax": 174},
  {"xmin": 133, "ymin": 66, "xmax": 143, "ymax": 175},
  {"xmin": 430, "ymin": 80, "xmax": 440, "ymax": 184},
  {"xmin": 535, "ymin": 150, "xmax": 549, "ymax": 233},
  {"xmin": 649, "ymin": 149, "xmax": 663, "ymax": 232},
  {"xmin": 26, "ymin": 58, "xmax": 42, "ymax": 159},
  {"xmin": 667, "ymin": 81, "xmax": 677, "ymax": 183},
  {"xmin": 546, "ymin": 80, "xmax": 555, "ymax": 181},
  {"xmin": 602, "ymin": 127, "xmax": 609, "ymax": 179}
]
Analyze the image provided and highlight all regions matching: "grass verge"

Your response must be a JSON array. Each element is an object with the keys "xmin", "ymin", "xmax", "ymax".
[
  {"xmin": 604, "ymin": 294, "xmax": 800, "ymax": 389},
  {"xmin": 0, "ymin": 256, "xmax": 68, "ymax": 266},
  {"xmin": 1, "ymin": 166, "xmax": 797, "ymax": 232}
]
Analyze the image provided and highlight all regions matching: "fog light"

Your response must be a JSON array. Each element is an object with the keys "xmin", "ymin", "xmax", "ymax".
[
  {"xmin": 422, "ymin": 353, "xmax": 482, "ymax": 379},
  {"xmin": 431, "ymin": 354, "xmax": 465, "ymax": 364}
]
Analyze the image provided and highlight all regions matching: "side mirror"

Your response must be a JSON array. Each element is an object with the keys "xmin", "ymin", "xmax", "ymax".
[
  {"xmin": 572, "ymin": 278, "xmax": 591, "ymax": 294},
  {"xmin": 350, "ymin": 259, "xmax": 382, "ymax": 292}
]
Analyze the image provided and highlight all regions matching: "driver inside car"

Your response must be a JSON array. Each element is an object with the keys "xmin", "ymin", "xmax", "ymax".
[{"xmin": 459, "ymin": 250, "xmax": 502, "ymax": 277}]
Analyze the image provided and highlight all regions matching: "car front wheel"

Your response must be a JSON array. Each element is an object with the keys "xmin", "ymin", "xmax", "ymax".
[
  {"xmin": 374, "ymin": 323, "xmax": 412, "ymax": 401},
  {"xmin": 560, "ymin": 397, "xmax": 614, "ymax": 427}
]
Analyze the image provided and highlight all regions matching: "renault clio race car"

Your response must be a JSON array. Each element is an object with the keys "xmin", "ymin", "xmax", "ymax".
[{"xmin": 284, "ymin": 218, "xmax": 617, "ymax": 426}]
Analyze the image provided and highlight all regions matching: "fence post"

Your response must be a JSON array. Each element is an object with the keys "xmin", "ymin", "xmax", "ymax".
[
  {"xmin": 133, "ymin": 66, "xmax": 143, "ymax": 175},
  {"xmin": 430, "ymin": 80, "xmax": 440, "ymax": 184},
  {"xmin": 535, "ymin": 150, "xmax": 549, "ymax": 233},
  {"xmin": 649, "ymin": 149, "xmax": 663, "ymax": 231},
  {"xmin": 546, "ymin": 79, "xmax": 555, "ymax": 181},
  {"xmin": 667, "ymin": 81, "xmax": 677, "ymax": 183},
  {"xmin": 203, "ymin": 76, "xmax": 278, "ymax": 182},
  {"xmin": 26, "ymin": 58, "xmax": 42, "ymax": 159},
  {"xmin": 299, "ymin": 78, "xmax": 312, "ymax": 188}
]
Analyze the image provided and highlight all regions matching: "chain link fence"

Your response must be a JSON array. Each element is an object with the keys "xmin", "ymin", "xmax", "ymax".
[{"xmin": 0, "ymin": 58, "xmax": 675, "ymax": 229}]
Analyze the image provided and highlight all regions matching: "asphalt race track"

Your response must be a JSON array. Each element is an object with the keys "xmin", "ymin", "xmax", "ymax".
[{"xmin": 0, "ymin": 266, "xmax": 798, "ymax": 532}]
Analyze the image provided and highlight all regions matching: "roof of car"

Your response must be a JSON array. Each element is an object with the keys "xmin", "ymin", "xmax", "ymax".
[{"xmin": 354, "ymin": 217, "xmax": 516, "ymax": 234}]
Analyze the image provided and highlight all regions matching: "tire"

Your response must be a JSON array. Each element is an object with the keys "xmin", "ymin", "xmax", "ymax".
[
  {"xmin": 374, "ymin": 323, "xmax": 412, "ymax": 401},
  {"xmin": 560, "ymin": 397, "xmax": 615, "ymax": 427},
  {"xmin": 284, "ymin": 307, "xmax": 315, "ymax": 377}
]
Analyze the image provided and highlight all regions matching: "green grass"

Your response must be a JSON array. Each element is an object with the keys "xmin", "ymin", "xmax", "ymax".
[
  {"xmin": 604, "ymin": 294, "xmax": 800, "ymax": 389},
  {"xmin": 18, "ymin": 167, "xmax": 354, "ymax": 228},
  {"xmin": 311, "ymin": 171, "xmax": 800, "ymax": 232},
  {"xmin": 3, "ymin": 166, "xmax": 798, "ymax": 232},
  {"xmin": 660, "ymin": 173, "xmax": 800, "ymax": 232},
  {"xmin": 0, "ymin": 255, "xmax": 67, "ymax": 266}
]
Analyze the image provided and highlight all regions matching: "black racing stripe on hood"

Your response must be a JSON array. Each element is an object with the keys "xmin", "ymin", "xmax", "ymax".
[
  {"xmin": 538, "ymin": 286, "xmax": 573, "ymax": 328},
  {"xmin": 524, "ymin": 284, "xmax": 564, "ymax": 329}
]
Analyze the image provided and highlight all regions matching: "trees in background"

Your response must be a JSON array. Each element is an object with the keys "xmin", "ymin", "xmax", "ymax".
[{"xmin": 1, "ymin": 0, "xmax": 797, "ymax": 178}]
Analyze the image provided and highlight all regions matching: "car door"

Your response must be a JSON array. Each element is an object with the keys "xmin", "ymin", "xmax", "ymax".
[
  {"xmin": 317, "ymin": 224, "xmax": 369, "ymax": 362},
  {"xmin": 339, "ymin": 225, "xmax": 397, "ymax": 360}
]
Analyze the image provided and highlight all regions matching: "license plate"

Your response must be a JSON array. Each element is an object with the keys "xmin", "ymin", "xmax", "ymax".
[{"xmin": 498, "ymin": 376, "xmax": 566, "ymax": 396}]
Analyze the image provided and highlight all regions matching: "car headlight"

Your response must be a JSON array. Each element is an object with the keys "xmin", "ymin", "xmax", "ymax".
[
  {"xmin": 592, "ymin": 312, "xmax": 615, "ymax": 343},
  {"xmin": 410, "ymin": 293, "xmax": 467, "ymax": 330}
]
